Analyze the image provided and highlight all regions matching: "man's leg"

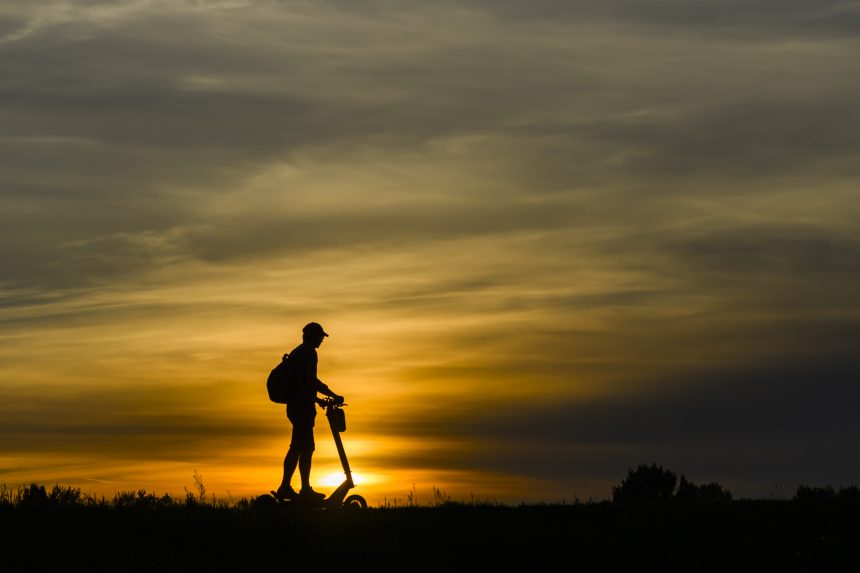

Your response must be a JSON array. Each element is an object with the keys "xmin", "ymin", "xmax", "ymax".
[
  {"xmin": 275, "ymin": 418, "xmax": 303, "ymax": 498},
  {"xmin": 295, "ymin": 425, "xmax": 324, "ymax": 499},
  {"xmin": 298, "ymin": 450, "xmax": 312, "ymax": 491},
  {"xmin": 279, "ymin": 447, "xmax": 299, "ymax": 491}
]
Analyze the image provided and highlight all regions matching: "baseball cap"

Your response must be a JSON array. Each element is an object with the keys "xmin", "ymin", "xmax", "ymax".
[{"xmin": 302, "ymin": 322, "xmax": 329, "ymax": 337}]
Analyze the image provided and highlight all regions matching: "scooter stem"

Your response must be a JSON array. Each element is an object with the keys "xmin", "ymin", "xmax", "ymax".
[{"xmin": 329, "ymin": 410, "xmax": 353, "ymax": 485}]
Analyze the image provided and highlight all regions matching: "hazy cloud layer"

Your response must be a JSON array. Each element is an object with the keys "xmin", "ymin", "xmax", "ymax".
[{"xmin": 1, "ymin": 0, "xmax": 859, "ymax": 500}]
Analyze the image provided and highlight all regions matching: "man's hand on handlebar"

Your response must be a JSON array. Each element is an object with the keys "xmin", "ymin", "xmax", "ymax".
[{"xmin": 316, "ymin": 395, "xmax": 346, "ymax": 407}]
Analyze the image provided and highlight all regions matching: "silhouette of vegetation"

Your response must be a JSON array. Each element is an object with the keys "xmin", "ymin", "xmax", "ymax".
[
  {"xmin": 113, "ymin": 489, "xmax": 175, "ymax": 509},
  {"xmin": 2, "ymin": 472, "xmax": 859, "ymax": 570},
  {"xmin": 795, "ymin": 484, "xmax": 860, "ymax": 502},
  {"xmin": 837, "ymin": 485, "xmax": 860, "ymax": 500},
  {"xmin": 612, "ymin": 463, "xmax": 677, "ymax": 503},
  {"xmin": 795, "ymin": 484, "xmax": 837, "ymax": 501},
  {"xmin": 676, "ymin": 475, "xmax": 733, "ymax": 504},
  {"xmin": 613, "ymin": 464, "xmax": 733, "ymax": 505}
]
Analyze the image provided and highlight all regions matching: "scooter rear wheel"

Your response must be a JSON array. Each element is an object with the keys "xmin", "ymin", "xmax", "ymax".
[
  {"xmin": 252, "ymin": 494, "xmax": 280, "ymax": 509},
  {"xmin": 343, "ymin": 494, "xmax": 367, "ymax": 510}
]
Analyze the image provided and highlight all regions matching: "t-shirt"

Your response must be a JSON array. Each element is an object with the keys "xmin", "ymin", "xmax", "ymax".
[{"xmin": 286, "ymin": 342, "xmax": 331, "ymax": 421}]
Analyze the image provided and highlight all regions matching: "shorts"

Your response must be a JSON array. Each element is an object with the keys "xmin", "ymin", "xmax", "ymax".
[
  {"xmin": 287, "ymin": 405, "xmax": 316, "ymax": 453},
  {"xmin": 289, "ymin": 422, "xmax": 315, "ymax": 453}
]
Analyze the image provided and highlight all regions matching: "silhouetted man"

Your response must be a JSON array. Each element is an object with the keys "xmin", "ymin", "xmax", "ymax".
[{"xmin": 275, "ymin": 322, "xmax": 344, "ymax": 501}]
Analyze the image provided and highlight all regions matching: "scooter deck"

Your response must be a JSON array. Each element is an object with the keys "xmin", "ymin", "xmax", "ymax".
[{"xmin": 269, "ymin": 490, "xmax": 327, "ymax": 507}]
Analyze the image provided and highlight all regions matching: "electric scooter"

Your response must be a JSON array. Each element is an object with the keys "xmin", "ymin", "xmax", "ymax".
[{"xmin": 260, "ymin": 398, "xmax": 367, "ymax": 510}]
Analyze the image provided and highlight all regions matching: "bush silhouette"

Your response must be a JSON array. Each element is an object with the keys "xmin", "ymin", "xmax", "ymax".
[
  {"xmin": 795, "ymin": 485, "xmax": 837, "ymax": 501},
  {"xmin": 838, "ymin": 485, "xmax": 860, "ymax": 500},
  {"xmin": 676, "ymin": 476, "xmax": 732, "ymax": 503},
  {"xmin": 113, "ymin": 489, "xmax": 174, "ymax": 509},
  {"xmin": 49, "ymin": 485, "xmax": 83, "ymax": 506},
  {"xmin": 612, "ymin": 464, "xmax": 677, "ymax": 504},
  {"xmin": 612, "ymin": 464, "xmax": 733, "ymax": 504}
]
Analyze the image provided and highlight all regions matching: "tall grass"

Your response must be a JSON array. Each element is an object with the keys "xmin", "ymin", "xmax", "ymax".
[{"xmin": 0, "ymin": 481, "xmax": 249, "ymax": 511}]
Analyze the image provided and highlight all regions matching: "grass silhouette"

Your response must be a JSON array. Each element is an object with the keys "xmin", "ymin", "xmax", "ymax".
[{"xmin": 2, "ymin": 473, "xmax": 859, "ymax": 570}]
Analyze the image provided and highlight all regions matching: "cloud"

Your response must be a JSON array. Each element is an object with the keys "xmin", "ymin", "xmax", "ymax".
[
  {"xmin": 367, "ymin": 350, "xmax": 860, "ymax": 494},
  {"xmin": 476, "ymin": 0, "xmax": 860, "ymax": 37},
  {"xmin": 0, "ymin": 379, "xmax": 272, "ymax": 459}
]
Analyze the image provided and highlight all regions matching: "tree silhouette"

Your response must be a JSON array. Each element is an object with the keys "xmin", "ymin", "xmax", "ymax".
[
  {"xmin": 612, "ymin": 464, "xmax": 732, "ymax": 504},
  {"xmin": 612, "ymin": 463, "xmax": 677, "ymax": 504},
  {"xmin": 795, "ymin": 485, "xmax": 837, "ymax": 501},
  {"xmin": 676, "ymin": 475, "xmax": 732, "ymax": 503}
]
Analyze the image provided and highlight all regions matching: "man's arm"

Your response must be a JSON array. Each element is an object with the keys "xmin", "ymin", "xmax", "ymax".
[{"xmin": 314, "ymin": 379, "xmax": 344, "ymax": 404}]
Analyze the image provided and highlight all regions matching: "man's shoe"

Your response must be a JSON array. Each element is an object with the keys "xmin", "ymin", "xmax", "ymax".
[
  {"xmin": 300, "ymin": 487, "xmax": 326, "ymax": 501},
  {"xmin": 273, "ymin": 486, "xmax": 298, "ymax": 501}
]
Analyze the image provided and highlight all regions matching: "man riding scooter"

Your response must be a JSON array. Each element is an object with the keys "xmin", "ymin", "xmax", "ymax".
[{"xmin": 274, "ymin": 322, "xmax": 344, "ymax": 502}]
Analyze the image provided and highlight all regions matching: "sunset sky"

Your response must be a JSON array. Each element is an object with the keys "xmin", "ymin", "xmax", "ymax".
[{"xmin": 2, "ymin": 0, "xmax": 859, "ymax": 504}]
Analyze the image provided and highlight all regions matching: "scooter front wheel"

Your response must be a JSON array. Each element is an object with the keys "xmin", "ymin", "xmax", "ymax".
[{"xmin": 343, "ymin": 494, "xmax": 367, "ymax": 510}]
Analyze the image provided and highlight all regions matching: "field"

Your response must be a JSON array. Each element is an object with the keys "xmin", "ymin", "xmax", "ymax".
[{"xmin": 1, "ymin": 484, "xmax": 858, "ymax": 571}]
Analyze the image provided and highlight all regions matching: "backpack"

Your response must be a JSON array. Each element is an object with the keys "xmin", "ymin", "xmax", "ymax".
[{"xmin": 266, "ymin": 353, "xmax": 294, "ymax": 404}]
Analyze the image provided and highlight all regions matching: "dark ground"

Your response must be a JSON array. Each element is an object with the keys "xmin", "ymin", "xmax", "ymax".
[{"xmin": 2, "ymin": 496, "xmax": 859, "ymax": 571}]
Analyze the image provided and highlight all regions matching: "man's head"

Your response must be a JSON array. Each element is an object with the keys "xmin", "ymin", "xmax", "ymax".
[{"xmin": 302, "ymin": 322, "xmax": 329, "ymax": 347}]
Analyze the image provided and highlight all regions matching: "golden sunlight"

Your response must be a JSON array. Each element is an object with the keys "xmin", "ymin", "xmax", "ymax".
[{"xmin": 317, "ymin": 470, "xmax": 366, "ymax": 489}]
